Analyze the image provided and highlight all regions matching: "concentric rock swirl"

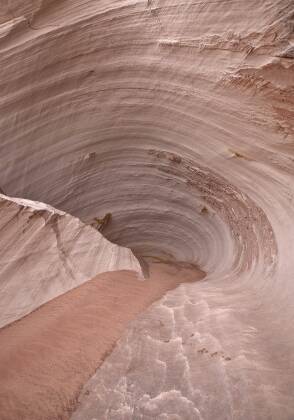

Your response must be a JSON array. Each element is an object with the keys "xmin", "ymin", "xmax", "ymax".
[{"xmin": 0, "ymin": 0, "xmax": 293, "ymax": 419}]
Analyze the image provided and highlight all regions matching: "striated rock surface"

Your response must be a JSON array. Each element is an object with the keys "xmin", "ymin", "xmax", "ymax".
[
  {"xmin": 0, "ymin": 0, "xmax": 293, "ymax": 419},
  {"xmin": 0, "ymin": 194, "xmax": 140, "ymax": 328}
]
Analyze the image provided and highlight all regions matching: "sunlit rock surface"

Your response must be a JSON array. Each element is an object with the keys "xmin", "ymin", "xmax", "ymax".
[
  {"xmin": 0, "ymin": 0, "xmax": 293, "ymax": 418},
  {"xmin": 0, "ymin": 194, "xmax": 140, "ymax": 328}
]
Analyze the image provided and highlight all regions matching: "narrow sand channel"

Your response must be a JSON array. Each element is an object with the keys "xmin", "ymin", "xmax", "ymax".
[{"xmin": 0, "ymin": 260, "xmax": 205, "ymax": 420}]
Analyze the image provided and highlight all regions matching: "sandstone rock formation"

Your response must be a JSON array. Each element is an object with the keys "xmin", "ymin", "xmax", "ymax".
[
  {"xmin": 0, "ymin": 193, "xmax": 141, "ymax": 328},
  {"xmin": 0, "ymin": 0, "xmax": 294, "ymax": 419}
]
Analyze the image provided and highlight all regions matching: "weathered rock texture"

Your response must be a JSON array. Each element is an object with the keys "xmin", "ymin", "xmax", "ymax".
[
  {"xmin": 0, "ymin": 0, "xmax": 293, "ymax": 419},
  {"xmin": 0, "ymin": 262, "xmax": 204, "ymax": 420},
  {"xmin": 0, "ymin": 194, "xmax": 140, "ymax": 328}
]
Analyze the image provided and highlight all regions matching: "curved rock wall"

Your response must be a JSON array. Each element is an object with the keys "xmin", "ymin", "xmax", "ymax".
[
  {"xmin": 0, "ymin": 194, "xmax": 141, "ymax": 328},
  {"xmin": 0, "ymin": 0, "xmax": 293, "ymax": 418}
]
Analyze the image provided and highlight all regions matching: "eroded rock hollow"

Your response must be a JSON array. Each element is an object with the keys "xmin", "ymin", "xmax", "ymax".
[{"xmin": 0, "ymin": 0, "xmax": 293, "ymax": 419}]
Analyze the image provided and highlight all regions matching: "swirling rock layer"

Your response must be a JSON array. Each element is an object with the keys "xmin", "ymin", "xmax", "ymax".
[{"xmin": 0, "ymin": 0, "xmax": 293, "ymax": 419}]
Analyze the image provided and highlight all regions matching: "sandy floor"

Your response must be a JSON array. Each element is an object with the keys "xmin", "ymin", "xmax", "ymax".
[{"xmin": 0, "ymin": 261, "xmax": 204, "ymax": 420}]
